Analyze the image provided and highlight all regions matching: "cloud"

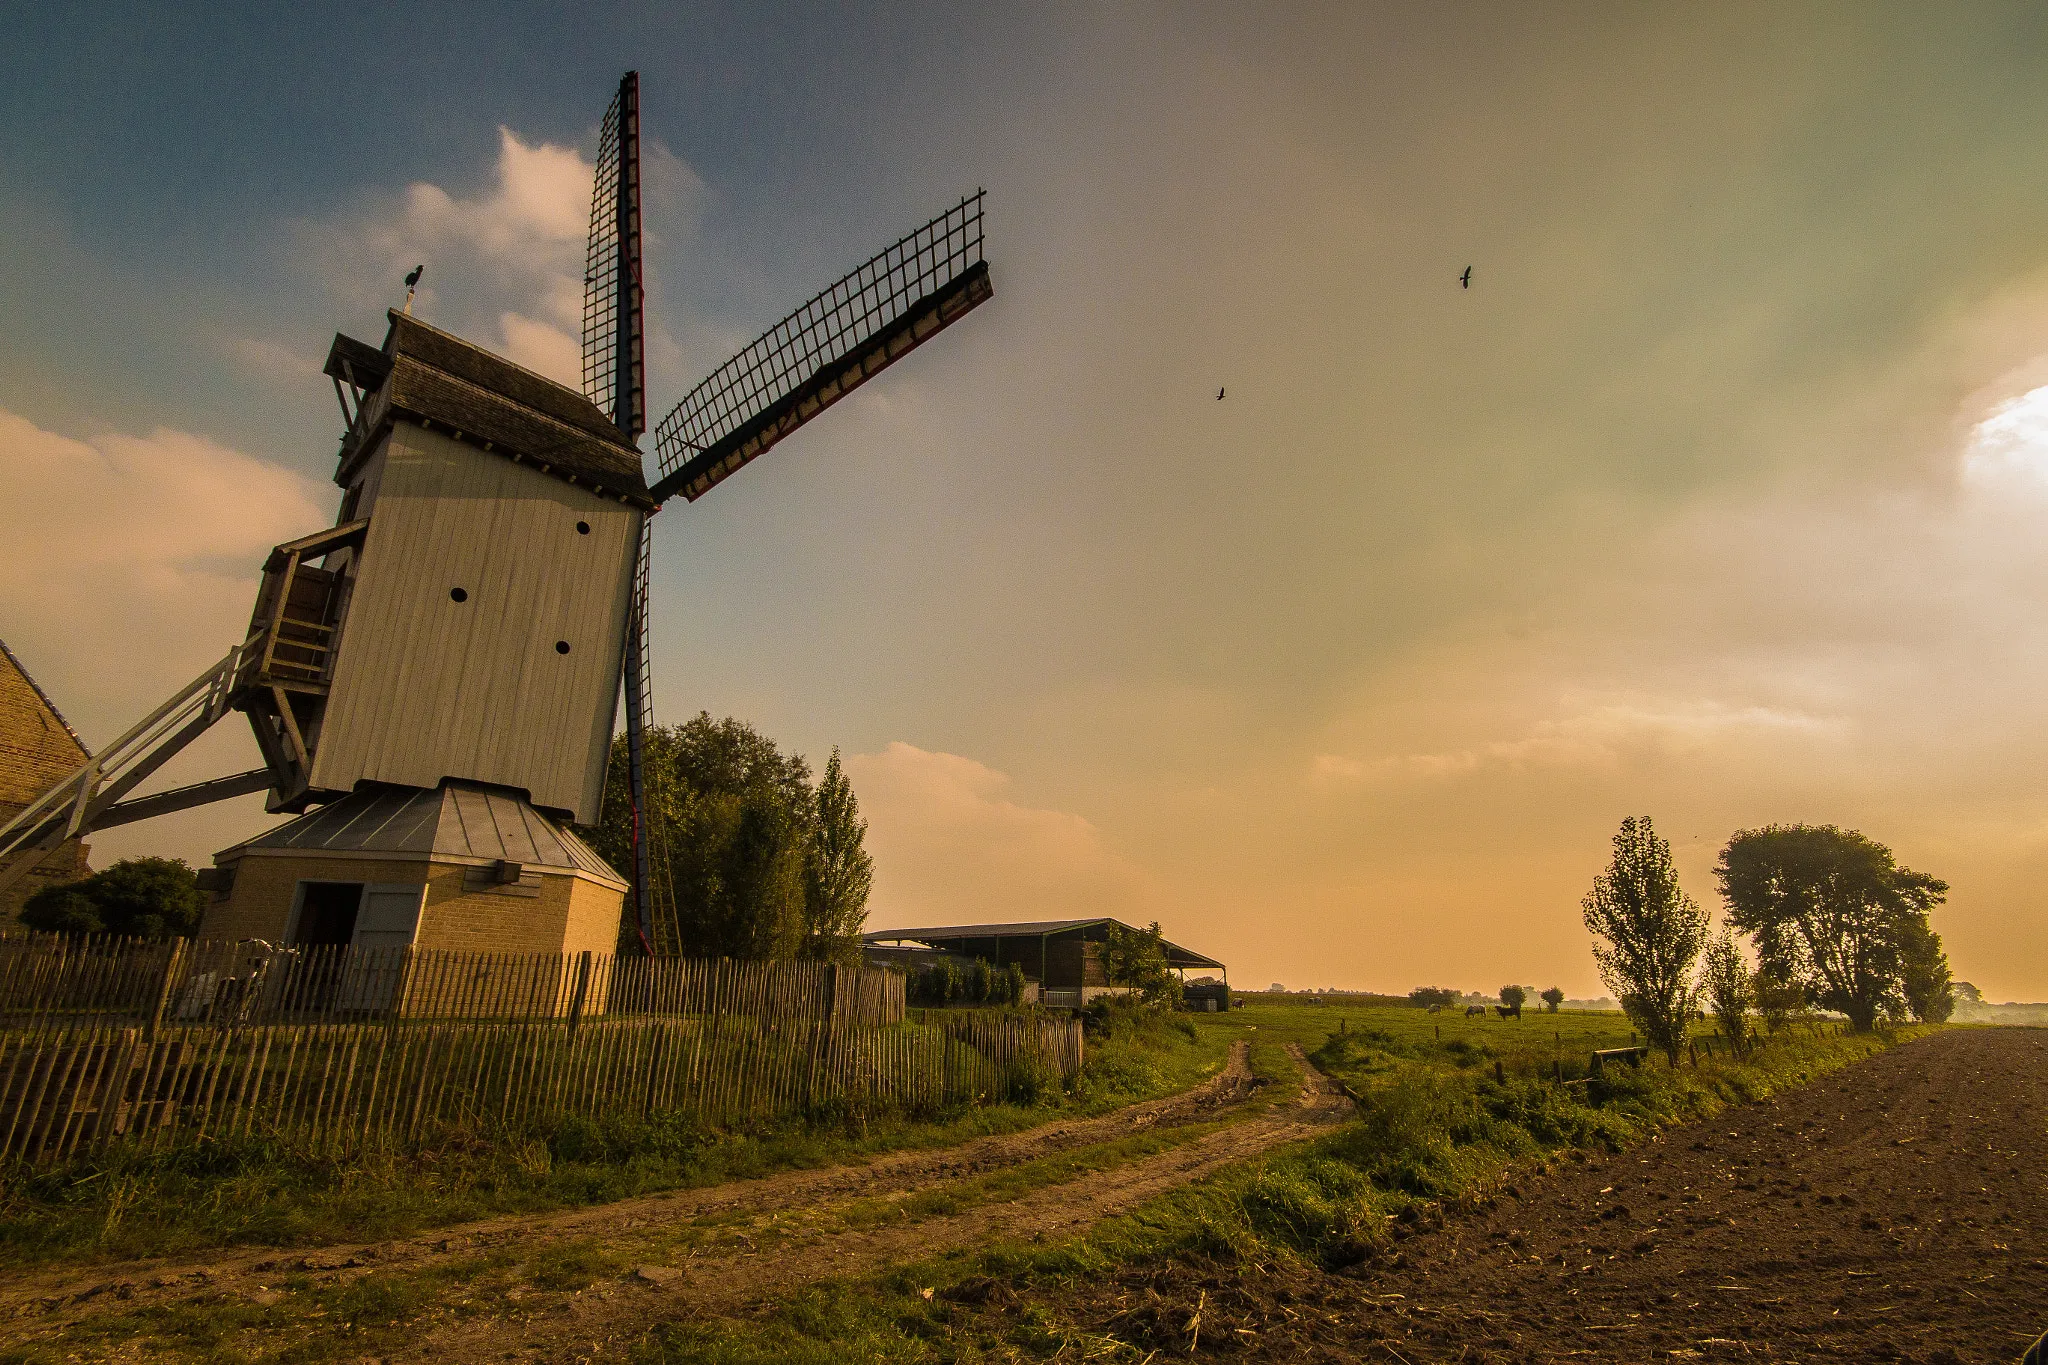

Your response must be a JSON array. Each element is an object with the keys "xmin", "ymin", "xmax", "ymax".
[
  {"xmin": 844, "ymin": 742, "xmax": 1159, "ymax": 927},
  {"xmin": 497, "ymin": 311, "xmax": 583, "ymax": 389},
  {"xmin": 0, "ymin": 407, "xmax": 327, "ymax": 734},
  {"xmin": 1319, "ymin": 699, "xmax": 1846, "ymax": 785},
  {"xmin": 1962, "ymin": 384, "xmax": 2048, "ymax": 493},
  {"xmin": 225, "ymin": 335, "xmax": 323, "ymax": 381},
  {"xmin": 396, "ymin": 126, "xmax": 591, "ymax": 279},
  {"xmin": 306, "ymin": 127, "xmax": 597, "ymax": 388}
]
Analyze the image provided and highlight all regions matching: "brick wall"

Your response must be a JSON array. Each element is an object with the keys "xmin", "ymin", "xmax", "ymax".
[
  {"xmin": 200, "ymin": 850, "xmax": 624, "ymax": 958},
  {"xmin": 201, "ymin": 854, "xmax": 429, "ymax": 941},
  {"xmin": 0, "ymin": 641, "xmax": 92, "ymax": 924}
]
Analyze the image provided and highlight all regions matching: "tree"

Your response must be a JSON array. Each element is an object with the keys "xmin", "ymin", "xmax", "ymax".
[
  {"xmin": 1100, "ymin": 921, "xmax": 1182, "ymax": 1007},
  {"xmin": 804, "ymin": 748, "xmax": 873, "ymax": 964},
  {"xmin": 1540, "ymin": 986, "xmax": 1565, "ymax": 1013},
  {"xmin": 20, "ymin": 858, "xmax": 204, "ymax": 939},
  {"xmin": 1898, "ymin": 915, "xmax": 1955, "ymax": 1024},
  {"xmin": 1754, "ymin": 968, "xmax": 1805, "ymax": 1034},
  {"xmin": 1408, "ymin": 986, "xmax": 1460, "ymax": 1010},
  {"xmin": 1715, "ymin": 825, "xmax": 1947, "ymax": 1032},
  {"xmin": 591, "ymin": 714, "xmax": 816, "ymax": 958},
  {"xmin": 1498, "ymin": 984, "xmax": 1527, "ymax": 1017},
  {"xmin": 1582, "ymin": 816, "xmax": 1707, "ymax": 1065},
  {"xmin": 1698, "ymin": 929, "xmax": 1755, "ymax": 1055}
]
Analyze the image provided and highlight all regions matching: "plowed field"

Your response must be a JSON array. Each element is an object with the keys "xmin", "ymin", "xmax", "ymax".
[{"xmin": 1055, "ymin": 1027, "xmax": 2047, "ymax": 1363}]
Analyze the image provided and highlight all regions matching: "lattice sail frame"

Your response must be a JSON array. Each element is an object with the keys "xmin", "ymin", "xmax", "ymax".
[
  {"xmin": 650, "ymin": 190, "xmax": 989, "ymax": 502},
  {"xmin": 581, "ymin": 71, "xmax": 645, "ymax": 438},
  {"xmin": 583, "ymin": 72, "xmax": 664, "ymax": 948}
]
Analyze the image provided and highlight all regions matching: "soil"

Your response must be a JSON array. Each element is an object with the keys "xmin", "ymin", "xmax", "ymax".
[
  {"xmin": 1040, "ymin": 1026, "xmax": 2048, "ymax": 1364},
  {"xmin": 0, "ymin": 1039, "xmax": 1354, "ymax": 1361}
]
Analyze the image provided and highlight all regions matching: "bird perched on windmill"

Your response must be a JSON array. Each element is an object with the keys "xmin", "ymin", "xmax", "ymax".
[
  {"xmin": 0, "ymin": 72, "xmax": 993, "ymax": 968},
  {"xmin": 402, "ymin": 265, "xmax": 424, "ymax": 314}
]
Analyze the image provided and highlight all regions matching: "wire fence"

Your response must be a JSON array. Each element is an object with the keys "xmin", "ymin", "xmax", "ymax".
[{"xmin": 0, "ymin": 934, "xmax": 1081, "ymax": 1167}]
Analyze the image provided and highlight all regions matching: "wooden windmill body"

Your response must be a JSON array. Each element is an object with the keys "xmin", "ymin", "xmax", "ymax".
[{"xmin": 197, "ymin": 314, "xmax": 651, "ymax": 959}]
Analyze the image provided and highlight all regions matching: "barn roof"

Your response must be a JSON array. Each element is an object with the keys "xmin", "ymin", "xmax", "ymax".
[
  {"xmin": 218, "ymin": 780, "xmax": 625, "ymax": 890},
  {"xmin": 863, "ymin": 918, "xmax": 1225, "ymax": 971},
  {"xmin": 326, "ymin": 313, "xmax": 654, "ymax": 509}
]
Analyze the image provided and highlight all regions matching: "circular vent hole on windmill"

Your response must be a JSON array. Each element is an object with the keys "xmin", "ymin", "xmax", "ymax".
[
  {"xmin": 449, "ymin": 587, "xmax": 468, "ymax": 603},
  {"xmin": 576, "ymin": 521, "xmax": 590, "ymax": 535},
  {"xmin": 555, "ymin": 641, "xmax": 571, "ymax": 654}
]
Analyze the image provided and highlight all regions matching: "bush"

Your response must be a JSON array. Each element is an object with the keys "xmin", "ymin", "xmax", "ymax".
[
  {"xmin": 19, "ymin": 858, "xmax": 203, "ymax": 939},
  {"xmin": 906, "ymin": 957, "xmax": 1030, "ymax": 1008}
]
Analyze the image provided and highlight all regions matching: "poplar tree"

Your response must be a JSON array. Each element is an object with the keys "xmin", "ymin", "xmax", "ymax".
[
  {"xmin": 804, "ymin": 747, "xmax": 874, "ymax": 963},
  {"xmin": 1582, "ymin": 816, "xmax": 1707, "ymax": 1064}
]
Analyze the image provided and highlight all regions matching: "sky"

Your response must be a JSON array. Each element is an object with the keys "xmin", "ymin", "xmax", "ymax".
[{"xmin": 4, "ymin": 3, "xmax": 2048, "ymax": 1000}]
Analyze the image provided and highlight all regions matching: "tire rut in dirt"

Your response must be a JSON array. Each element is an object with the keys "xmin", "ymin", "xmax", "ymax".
[{"xmin": 403, "ymin": 1041, "xmax": 1352, "ymax": 1363}]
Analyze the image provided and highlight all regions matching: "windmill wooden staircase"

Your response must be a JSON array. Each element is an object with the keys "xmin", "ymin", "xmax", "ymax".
[{"xmin": 0, "ymin": 520, "xmax": 367, "ymax": 901}]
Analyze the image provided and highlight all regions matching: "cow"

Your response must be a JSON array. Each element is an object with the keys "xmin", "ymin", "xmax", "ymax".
[
  {"xmin": 1495, "ymin": 1004, "xmax": 1522, "ymax": 1020},
  {"xmin": 1465, "ymin": 1004, "xmax": 1486, "ymax": 1017}
]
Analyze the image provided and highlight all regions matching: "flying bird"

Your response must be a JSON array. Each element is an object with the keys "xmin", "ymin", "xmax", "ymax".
[
  {"xmin": 1217, "ymin": 387, "xmax": 1225, "ymax": 400},
  {"xmin": 1460, "ymin": 266, "xmax": 1472, "ymax": 289}
]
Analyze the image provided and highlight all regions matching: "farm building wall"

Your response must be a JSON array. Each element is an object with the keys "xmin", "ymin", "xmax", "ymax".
[
  {"xmin": 1045, "ymin": 939, "xmax": 1112, "ymax": 990},
  {"xmin": 200, "ymin": 854, "xmax": 429, "ymax": 943},
  {"xmin": 0, "ymin": 641, "xmax": 92, "ymax": 923},
  {"xmin": 308, "ymin": 420, "xmax": 642, "ymax": 823},
  {"xmin": 199, "ymin": 850, "xmax": 624, "ymax": 964}
]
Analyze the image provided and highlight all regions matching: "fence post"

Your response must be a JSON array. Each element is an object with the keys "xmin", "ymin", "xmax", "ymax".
[
  {"xmin": 145, "ymin": 939, "xmax": 188, "ymax": 1043},
  {"xmin": 568, "ymin": 952, "xmax": 592, "ymax": 1033}
]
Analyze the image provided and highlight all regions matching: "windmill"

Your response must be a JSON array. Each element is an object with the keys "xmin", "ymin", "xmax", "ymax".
[{"xmin": 0, "ymin": 71, "xmax": 992, "ymax": 963}]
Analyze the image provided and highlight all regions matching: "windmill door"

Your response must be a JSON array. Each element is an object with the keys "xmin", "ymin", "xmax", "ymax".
[{"xmin": 335, "ymin": 883, "xmax": 425, "ymax": 1013}]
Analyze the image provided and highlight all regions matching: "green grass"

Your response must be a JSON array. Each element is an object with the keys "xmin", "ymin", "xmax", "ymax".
[
  {"xmin": 627, "ymin": 1003, "xmax": 1916, "ymax": 1364},
  {"xmin": 0, "ymin": 1005, "xmax": 1230, "ymax": 1272}
]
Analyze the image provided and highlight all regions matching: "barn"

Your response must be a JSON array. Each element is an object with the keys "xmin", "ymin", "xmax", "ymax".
[{"xmin": 861, "ymin": 918, "xmax": 1227, "ymax": 1009}]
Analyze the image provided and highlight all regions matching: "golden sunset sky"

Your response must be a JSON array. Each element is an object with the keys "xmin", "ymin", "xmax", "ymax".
[{"xmin": 4, "ymin": 4, "xmax": 2046, "ymax": 998}]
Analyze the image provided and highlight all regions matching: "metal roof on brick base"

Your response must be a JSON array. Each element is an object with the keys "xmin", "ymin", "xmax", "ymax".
[{"xmin": 215, "ymin": 780, "xmax": 626, "ymax": 891}]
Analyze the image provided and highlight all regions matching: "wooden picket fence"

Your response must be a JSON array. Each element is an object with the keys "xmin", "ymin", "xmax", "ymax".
[
  {"xmin": 0, "ymin": 934, "xmax": 1081, "ymax": 1167},
  {"xmin": 0, "ymin": 934, "xmax": 903, "ymax": 1031}
]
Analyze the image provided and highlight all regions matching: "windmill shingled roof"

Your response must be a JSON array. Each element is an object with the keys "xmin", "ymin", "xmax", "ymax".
[
  {"xmin": 328, "ymin": 313, "xmax": 654, "ymax": 508},
  {"xmin": 383, "ymin": 313, "xmax": 627, "ymax": 445}
]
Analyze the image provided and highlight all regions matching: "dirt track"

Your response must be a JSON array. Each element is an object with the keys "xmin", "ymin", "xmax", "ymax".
[
  {"xmin": 1, "ymin": 1040, "xmax": 1354, "ymax": 1361},
  {"xmin": 1056, "ymin": 1027, "xmax": 2048, "ymax": 1364}
]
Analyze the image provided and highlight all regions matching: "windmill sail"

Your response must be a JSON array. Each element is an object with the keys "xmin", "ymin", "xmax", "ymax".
[
  {"xmin": 649, "ymin": 191, "xmax": 990, "ymax": 503},
  {"xmin": 581, "ymin": 71, "xmax": 645, "ymax": 439},
  {"xmin": 582, "ymin": 71, "xmax": 663, "ymax": 947}
]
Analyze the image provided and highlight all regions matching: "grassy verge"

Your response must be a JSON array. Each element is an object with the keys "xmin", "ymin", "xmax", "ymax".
[
  {"xmin": 628, "ymin": 1005, "xmax": 1917, "ymax": 1363},
  {"xmin": 0, "ymin": 1006, "xmax": 1229, "ymax": 1272}
]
